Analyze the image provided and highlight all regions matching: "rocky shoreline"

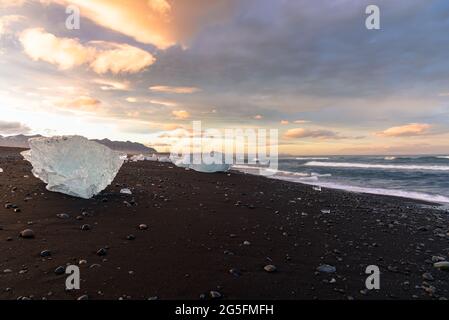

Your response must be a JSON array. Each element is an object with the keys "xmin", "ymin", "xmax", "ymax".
[{"xmin": 0, "ymin": 147, "xmax": 449, "ymax": 300}]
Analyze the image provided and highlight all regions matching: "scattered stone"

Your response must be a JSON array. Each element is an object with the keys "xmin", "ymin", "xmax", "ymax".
[
  {"xmin": 422, "ymin": 272, "xmax": 434, "ymax": 281},
  {"xmin": 97, "ymin": 248, "xmax": 108, "ymax": 256},
  {"xmin": 317, "ymin": 264, "xmax": 336, "ymax": 273},
  {"xmin": 14, "ymin": 208, "xmax": 21, "ymax": 213},
  {"xmin": 126, "ymin": 234, "xmax": 136, "ymax": 241},
  {"xmin": 229, "ymin": 268, "xmax": 242, "ymax": 277},
  {"xmin": 19, "ymin": 229, "xmax": 35, "ymax": 239},
  {"xmin": 264, "ymin": 264, "xmax": 277, "ymax": 273},
  {"xmin": 40, "ymin": 250, "xmax": 51, "ymax": 257},
  {"xmin": 243, "ymin": 241, "xmax": 251, "ymax": 246},
  {"xmin": 434, "ymin": 261, "xmax": 449, "ymax": 271},
  {"xmin": 209, "ymin": 291, "xmax": 222, "ymax": 299},
  {"xmin": 81, "ymin": 224, "xmax": 91, "ymax": 231},
  {"xmin": 432, "ymin": 256, "xmax": 446, "ymax": 263},
  {"xmin": 57, "ymin": 213, "xmax": 70, "ymax": 219},
  {"xmin": 54, "ymin": 266, "xmax": 65, "ymax": 275},
  {"xmin": 139, "ymin": 224, "xmax": 148, "ymax": 230}
]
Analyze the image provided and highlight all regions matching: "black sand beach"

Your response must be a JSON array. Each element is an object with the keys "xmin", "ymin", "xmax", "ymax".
[{"xmin": 1, "ymin": 147, "xmax": 449, "ymax": 300}]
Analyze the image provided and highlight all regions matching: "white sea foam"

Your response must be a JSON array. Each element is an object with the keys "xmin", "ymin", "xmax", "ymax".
[
  {"xmin": 232, "ymin": 165, "xmax": 310, "ymax": 177},
  {"xmin": 296, "ymin": 157, "xmax": 330, "ymax": 160},
  {"xmin": 232, "ymin": 166, "xmax": 449, "ymax": 204},
  {"xmin": 304, "ymin": 161, "xmax": 449, "ymax": 171},
  {"xmin": 264, "ymin": 173, "xmax": 449, "ymax": 204},
  {"xmin": 311, "ymin": 172, "xmax": 332, "ymax": 177},
  {"xmin": 436, "ymin": 156, "xmax": 449, "ymax": 159},
  {"xmin": 300, "ymin": 181, "xmax": 449, "ymax": 204}
]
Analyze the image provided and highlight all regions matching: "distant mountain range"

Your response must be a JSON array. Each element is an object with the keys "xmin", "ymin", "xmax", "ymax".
[
  {"xmin": 0, "ymin": 135, "xmax": 157, "ymax": 154},
  {"xmin": 93, "ymin": 138, "xmax": 157, "ymax": 154}
]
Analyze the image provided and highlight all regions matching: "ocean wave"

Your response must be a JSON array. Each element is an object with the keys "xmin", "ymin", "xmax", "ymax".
[
  {"xmin": 295, "ymin": 157, "xmax": 330, "ymax": 160},
  {"xmin": 304, "ymin": 161, "xmax": 449, "ymax": 171},
  {"xmin": 268, "ymin": 174, "xmax": 449, "ymax": 204},
  {"xmin": 436, "ymin": 156, "xmax": 449, "ymax": 159},
  {"xmin": 311, "ymin": 172, "xmax": 332, "ymax": 177},
  {"xmin": 300, "ymin": 181, "xmax": 449, "ymax": 204},
  {"xmin": 232, "ymin": 165, "xmax": 311, "ymax": 177},
  {"xmin": 232, "ymin": 165, "xmax": 449, "ymax": 204}
]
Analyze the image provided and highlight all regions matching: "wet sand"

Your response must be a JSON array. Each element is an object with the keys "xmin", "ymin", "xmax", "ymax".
[{"xmin": 0, "ymin": 147, "xmax": 449, "ymax": 300}]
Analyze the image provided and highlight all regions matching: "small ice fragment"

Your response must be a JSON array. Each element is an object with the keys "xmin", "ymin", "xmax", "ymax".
[
  {"xmin": 146, "ymin": 154, "xmax": 158, "ymax": 161},
  {"xmin": 170, "ymin": 152, "xmax": 231, "ymax": 173},
  {"xmin": 321, "ymin": 209, "xmax": 331, "ymax": 214},
  {"xmin": 313, "ymin": 186, "xmax": 322, "ymax": 191},
  {"xmin": 131, "ymin": 154, "xmax": 145, "ymax": 162},
  {"xmin": 120, "ymin": 188, "xmax": 132, "ymax": 195},
  {"xmin": 0, "ymin": 168, "xmax": 3, "ymax": 173},
  {"xmin": 157, "ymin": 156, "xmax": 171, "ymax": 163}
]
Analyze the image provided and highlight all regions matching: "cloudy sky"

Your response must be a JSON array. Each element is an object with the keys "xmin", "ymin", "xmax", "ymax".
[{"xmin": 1, "ymin": 0, "xmax": 449, "ymax": 155}]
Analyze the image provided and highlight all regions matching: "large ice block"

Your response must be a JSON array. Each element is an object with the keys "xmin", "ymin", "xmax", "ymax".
[{"xmin": 21, "ymin": 136, "xmax": 124, "ymax": 199}]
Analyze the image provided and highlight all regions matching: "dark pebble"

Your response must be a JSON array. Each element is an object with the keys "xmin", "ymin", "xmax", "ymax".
[
  {"xmin": 40, "ymin": 250, "xmax": 52, "ymax": 257},
  {"xmin": 54, "ymin": 266, "xmax": 65, "ymax": 275},
  {"xmin": 19, "ymin": 229, "xmax": 35, "ymax": 239},
  {"xmin": 81, "ymin": 224, "xmax": 91, "ymax": 231},
  {"xmin": 97, "ymin": 248, "xmax": 108, "ymax": 256}
]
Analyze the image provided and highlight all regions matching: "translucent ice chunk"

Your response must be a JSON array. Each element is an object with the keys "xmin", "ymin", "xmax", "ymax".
[
  {"xmin": 21, "ymin": 136, "xmax": 124, "ymax": 199},
  {"xmin": 170, "ymin": 153, "xmax": 231, "ymax": 173},
  {"xmin": 130, "ymin": 154, "xmax": 145, "ymax": 162},
  {"xmin": 157, "ymin": 156, "xmax": 171, "ymax": 163}
]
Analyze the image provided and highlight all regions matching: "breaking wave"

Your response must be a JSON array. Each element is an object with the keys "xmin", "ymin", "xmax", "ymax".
[
  {"xmin": 304, "ymin": 161, "xmax": 449, "ymax": 171},
  {"xmin": 298, "ymin": 181, "xmax": 449, "ymax": 204}
]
